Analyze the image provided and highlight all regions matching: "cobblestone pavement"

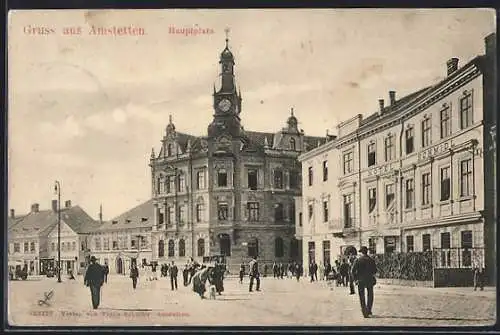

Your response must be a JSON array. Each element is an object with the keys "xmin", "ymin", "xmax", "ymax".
[{"xmin": 8, "ymin": 274, "xmax": 496, "ymax": 327}]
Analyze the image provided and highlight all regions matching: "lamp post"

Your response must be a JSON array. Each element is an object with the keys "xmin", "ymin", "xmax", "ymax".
[{"xmin": 54, "ymin": 181, "xmax": 62, "ymax": 283}]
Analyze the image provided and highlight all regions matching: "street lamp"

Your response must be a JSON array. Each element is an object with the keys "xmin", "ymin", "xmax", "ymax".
[{"xmin": 54, "ymin": 181, "xmax": 62, "ymax": 283}]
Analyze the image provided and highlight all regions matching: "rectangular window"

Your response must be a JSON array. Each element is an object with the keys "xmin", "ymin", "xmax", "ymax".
[
  {"xmin": 460, "ymin": 93, "xmax": 473, "ymax": 129},
  {"xmin": 367, "ymin": 143, "xmax": 376, "ymax": 167},
  {"xmin": 440, "ymin": 166, "xmax": 451, "ymax": 201},
  {"xmin": 405, "ymin": 128, "xmax": 414, "ymax": 154},
  {"xmin": 178, "ymin": 205, "xmax": 185, "ymax": 223},
  {"xmin": 51, "ymin": 242, "xmax": 55, "ymax": 252},
  {"xmin": 440, "ymin": 105, "xmax": 451, "ymax": 138},
  {"xmin": 343, "ymin": 194, "xmax": 353, "ymax": 228},
  {"xmin": 322, "ymin": 241, "xmax": 331, "ymax": 264},
  {"xmin": 405, "ymin": 179, "xmax": 414, "ymax": 209},
  {"xmin": 289, "ymin": 171, "xmax": 299, "ymax": 189},
  {"xmin": 166, "ymin": 176, "xmax": 173, "ymax": 193},
  {"xmin": 406, "ymin": 235, "xmax": 414, "ymax": 252},
  {"xmin": 322, "ymin": 161, "xmax": 328, "ymax": 181},
  {"xmin": 72, "ymin": 241, "xmax": 76, "ymax": 251},
  {"xmin": 422, "ymin": 234, "xmax": 431, "ymax": 252},
  {"xmin": 308, "ymin": 166, "xmax": 313, "ymax": 186},
  {"xmin": 247, "ymin": 169, "xmax": 258, "ymax": 190},
  {"xmin": 421, "ymin": 117, "xmax": 432, "ymax": 148},
  {"xmin": 95, "ymin": 238, "xmax": 101, "ymax": 251},
  {"xmin": 460, "ymin": 159, "xmax": 472, "ymax": 197},
  {"xmin": 274, "ymin": 203, "xmax": 284, "ymax": 222},
  {"xmin": 273, "ymin": 169, "xmax": 283, "ymax": 189},
  {"xmin": 385, "ymin": 184, "xmax": 395, "ymax": 208},
  {"xmin": 323, "ymin": 200, "xmax": 329, "ymax": 222},
  {"xmin": 308, "ymin": 241, "xmax": 316, "ymax": 264},
  {"xmin": 461, "ymin": 230, "xmax": 473, "ymax": 267},
  {"xmin": 196, "ymin": 203, "xmax": 204, "ymax": 222},
  {"xmin": 112, "ymin": 241, "xmax": 118, "ymax": 250},
  {"xmin": 14, "ymin": 243, "xmax": 20, "ymax": 253},
  {"xmin": 422, "ymin": 173, "xmax": 431, "ymax": 205},
  {"xmin": 24, "ymin": 242, "xmax": 28, "ymax": 253},
  {"xmin": 218, "ymin": 203, "xmax": 229, "ymax": 220},
  {"xmin": 368, "ymin": 188, "xmax": 377, "ymax": 213},
  {"xmin": 384, "ymin": 135, "xmax": 395, "ymax": 161},
  {"xmin": 158, "ymin": 212, "xmax": 164, "ymax": 226},
  {"xmin": 118, "ymin": 236, "xmax": 126, "ymax": 249},
  {"xmin": 247, "ymin": 202, "xmax": 260, "ymax": 221},
  {"xmin": 131, "ymin": 239, "xmax": 137, "ymax": 249},
  {"xmin": 368, "ymin": 238, "xmax": 376, "ymax": 254},
  {"xmin": 441, "ymin": 232, "xmax": 451, "ymax": 249},
  {"xmin": 384, "ymin": 236, "xmax": 396, "ymax": 253},
  {"xmin": 30, "ymin": 242, "xmax": 35, "ymax": 252},
  {"xmin": 178, "ymin": 175, "xmax": 185, "ymax": 192},
  {"xmin": 343, "ymin": 152, "xmax": 354, "ymax": 174},
  {"xmin": 217, "ymin": 169, "xmax": 228, "ymax": 187},
  {"xmin": 440, "ymin": 232, "xmax": 451, "ymax": 267},
  {"xmin": 197, "ymin": 171, "xmax": 206, "ymax": 190},
  {"xmin": 308, "ymin": 203, "xmax": 314, "ymax": 220},
  {"xmin": 299, "ymin": 212, "xmax": 303, "ymax": 227},
  {"xmin": 103, "ymin": 238, "xmax": 110, "ymax": 251},
  {"xmin": 167, "ymin": 206, "xmax": 174, "ymax": 225}
]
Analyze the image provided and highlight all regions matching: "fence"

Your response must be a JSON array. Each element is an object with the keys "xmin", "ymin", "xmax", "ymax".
[
  {"xmin": 373, "ymin": 251, "xmax": 433, "ymax": 281},
  {"xmin": 432, "ymin": 247, "xmax": 485, "ymax": 269}
]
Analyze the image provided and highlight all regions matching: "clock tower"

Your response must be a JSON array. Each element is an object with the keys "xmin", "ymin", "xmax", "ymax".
[{"xmin": 208, "ymin": 28, "xmax": 243, "ymax": 139}]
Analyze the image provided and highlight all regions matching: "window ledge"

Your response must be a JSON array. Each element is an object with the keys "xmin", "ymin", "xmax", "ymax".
[
  {"xmin": 459, "ymin": 196, "xmax": 475, "ymax": 202},
  {"xmin": 421, "ymin": 204, "xmax": 433, "ymax": 210},
  {"xmin": 439, "ymin": 200, "xmax": 452, "ymax": 205},
  {"xmin": 403, "ymin": 208, "xmax": 414, "ymax": 213}
]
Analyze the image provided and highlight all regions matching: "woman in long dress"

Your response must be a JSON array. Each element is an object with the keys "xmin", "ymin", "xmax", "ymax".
[{"xmin": 191, "ymin": 266, "xmax": 213, "ymax": 299}]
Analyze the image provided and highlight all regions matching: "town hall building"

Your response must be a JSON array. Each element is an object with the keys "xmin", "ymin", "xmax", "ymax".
[{"xmin": 148, "ymin": 34, "xmax": 325, "ymax": 271}]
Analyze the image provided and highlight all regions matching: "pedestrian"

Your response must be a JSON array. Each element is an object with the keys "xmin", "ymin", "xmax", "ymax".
[
  {"xmin": 211, "ymin": 263, "xmax": 224, "ymax": 295},
  {"xmin": 249, "ymin": 256, "xmax": 260, "ymax": 292},
  {"xmin": 294, "ymin": 263, "xmax": 301, "ymax": 282},
  {"xmin": 351, "ymin": 246, "xmax": 377, "ymax": 318},
  {"xmin": 191, "ymin": 266, "xmax": 212, "ymax": 299},
  {"xmin": 239, "ymin": 262, "xmax": 245, "ymax": 284},
  {"xmin": 151, "ymin": 262, "xmax": 158, "ymax": 280},
  {"xmin": 169, "ymin": 261, "xmax": 178, "ymax": 290},
  {"xmin": 130, "ymin": 263, "xmax": 139, "ymax": 289},
  {"xmin": 309, "ymin": 262, "xmax": 315, "ymax": 282},
  {"xmin": 312, "ymin": 261, "xmax": 318, "ymax": 282},
  {"xmin": 319, "ymin": 262, "xmax": 324, "ymax": 281},
  {"xmin": 348, "ymin": 256, "xmax": 356, "ymax": 295},
  {"xmin": 84, "ymin": 256, "xmax": 105, "ymax": 310},
  {"xmin": 339, "ymin": 259, "xmax": 349, "ymax": 286},
  {"xmin": 279, "ymin": 263, "xmax": 285, "ymax": 279},
  {"xmin": 183, "ymin": 264, "xmax": 189, "ymax": 286},
  {"xmin": 272, "ymin": 262, "xmax": 278, "ymax": 278},
  {"xmin": 103, "ymin": 263, "xmax": 109, "ymax": 283},
  {"xmin": 473, "ymin": 266, "xmax": 485, "ymax": 291},
  {"xmin": 68, "ymin": 269, "xmax": 76, "ymax": 280}
]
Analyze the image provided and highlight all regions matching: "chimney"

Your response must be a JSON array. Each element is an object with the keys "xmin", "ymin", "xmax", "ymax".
[
  {"xmin": 10, "ymin": 209, "xmax": 15, "ymax": 219},
  {"xmin": 378, "ymin": 99, "xmax": 385, "ymax": 112},
  {"xmin": 446, "ymin": 58, "xmax": 459, "ymax": 76},
  {"xmin": 51, "ymin": 200, "xmax": 58, "ymax": 212},
  {"xmin": 31, "ymin": 203, "xmax": 39, "ymax": 213},
  {"xmin": 389, "ymin": 91, "xmax": 396, "ymax": 105},
  {"xmin": 65, "ymin": 200, "xmax": 72, "ymax": 208}
]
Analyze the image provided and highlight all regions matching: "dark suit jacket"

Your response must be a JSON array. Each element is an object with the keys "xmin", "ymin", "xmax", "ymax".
[
  {"xmin": 351, "ymin": 255, "xmax": 377, "ymax": 286},
  {"xmin": 84, "ymin": 263, "xmax": 104, "ymax": 287}
]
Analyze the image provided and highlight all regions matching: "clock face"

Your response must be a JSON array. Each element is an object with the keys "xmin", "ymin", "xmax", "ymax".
[{"xmin": 218, "ymin": 99, "xmax": 232, "ymax": 112}]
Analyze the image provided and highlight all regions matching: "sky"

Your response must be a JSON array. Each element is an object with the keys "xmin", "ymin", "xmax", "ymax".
[{"xmin": 7, "ymin": 9, "xmax": 496, "ymax": 220}]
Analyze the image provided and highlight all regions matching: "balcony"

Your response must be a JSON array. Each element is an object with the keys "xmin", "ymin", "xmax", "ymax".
[{"xmin": 329, "ymin": 218, "xmax": 359, "ymax": 237}]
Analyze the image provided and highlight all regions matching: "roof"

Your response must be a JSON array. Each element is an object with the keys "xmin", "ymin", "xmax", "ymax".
[
  {"xmin": 8, "ymin": 205, "xmax": 99, "ymax": 237},
  {"xmin": 97, "ymin": 199, "xmax": 155, "ymax": 232}
]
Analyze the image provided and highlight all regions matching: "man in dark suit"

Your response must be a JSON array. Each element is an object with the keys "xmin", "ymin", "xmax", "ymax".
[
  {"xmin": 249, "ymin": 257, "xmax": 260, "ymax": 292},
  {"xmin": 84, "ymin": 256, "xmax": 105, "ymax": 309},
  {"xmin": 169, "ymin": 261, "xmax": 178, "ymax": 290},
  {"xmin": 351, "ymin": 246, "xmax": 377, "ymax": 318}
]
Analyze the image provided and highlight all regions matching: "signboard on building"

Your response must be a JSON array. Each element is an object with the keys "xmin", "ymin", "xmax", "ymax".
[
  {"xmin": 418, "ymin": 141, "xmax": 454, "ymax": 161},
  {"xmin": 368, "ymin": 163, "xmax": 395, "ymax": 177}
]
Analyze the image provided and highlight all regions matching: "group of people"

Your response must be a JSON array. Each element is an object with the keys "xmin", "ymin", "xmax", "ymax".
[{"xmin": 271, "ymin": 261, "xmax": 304, "ymax": 280}]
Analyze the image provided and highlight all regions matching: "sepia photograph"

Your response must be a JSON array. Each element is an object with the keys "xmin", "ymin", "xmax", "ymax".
[{"xmin": 6, "ymin": 8, "xmax": 497, "ymax": 327}]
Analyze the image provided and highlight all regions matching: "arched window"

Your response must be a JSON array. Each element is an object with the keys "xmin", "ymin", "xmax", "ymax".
[
  {"xmin": 219, "ymin": 234, "xmax": 231, "ymax": 256},
  {"xmin": 290, "ymin": 238, "xmax": 299, "ymax": 258},
  {"xmin": 168, "ymin": 239, "xmax": 175, "ymax": 257},
  {"xmin": 290, "ymin": 138, "xmax": 296, "ymax": 151},
  {"xmin": 248, "ymin": 238, "xmax": 259, "ymax": 257},
  {"xmin": 275, "ymin": 237, "xmax": 284, "ymax": 257},
  {"xmin": 179, "ymin": 239, "xmax": 186, "ymax": 257},
  {"xmin": 197, "ymin": 238, "xmax": 205, "ymax": 257},
  {"xmin": 158, "ymin": 240, "xmax": 165, "ymax": 257},
  {"xmin": 167, "ymin": 144, "xmax": 173, "ymax": 156}
]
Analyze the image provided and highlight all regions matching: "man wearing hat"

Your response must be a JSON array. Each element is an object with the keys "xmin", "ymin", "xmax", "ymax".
[
  {"xmin": 248, "ymin": 256, "xmax": 260, "ymax": 292},
  {"xmin": 351, "ymin": 246, "xmax": 377, "ymax": 318},
  {"xmin": 84, "ymin": 256, "xmax": 105, "ymax": 309}
]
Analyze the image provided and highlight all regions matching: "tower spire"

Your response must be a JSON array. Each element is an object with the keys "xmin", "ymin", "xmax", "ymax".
[{"xmin": 224, "ymin": 27, "xmax": 230, "ymax": 48}]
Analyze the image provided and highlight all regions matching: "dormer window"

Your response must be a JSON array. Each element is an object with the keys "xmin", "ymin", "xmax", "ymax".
[
  {"xmin": 273, "ymin": 169, "xmax": 284, "ymax": 189},
  {"xmin": 290, "ymin": 138, "xmax": 296, "ymax": 151}
]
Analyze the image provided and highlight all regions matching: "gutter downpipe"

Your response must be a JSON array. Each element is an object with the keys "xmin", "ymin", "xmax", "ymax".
[
  {"xmin": 399, "ymin": 117, "xmax": 405, "ymax": 252},
  {"xmin": 357, "ymin": 132, "xmax": 362, "ymax": 249}
]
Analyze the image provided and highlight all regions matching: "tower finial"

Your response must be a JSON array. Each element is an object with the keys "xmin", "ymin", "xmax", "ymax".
[
  {"xmin": 169, "ymin": 114, "xmax": 173, "ymax": 124},
  {"xmin": 224, "ymin": 27, "xmax": 230, "ymax": 47},
  {"xmin": 291, "ymin": 107, "xmax": 294, "ymax": 117}
]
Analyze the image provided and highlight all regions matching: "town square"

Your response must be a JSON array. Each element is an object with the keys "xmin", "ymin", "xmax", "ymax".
[{"xmin": 7, "ymin": 9, "xmax": 497, "ymax": 328}]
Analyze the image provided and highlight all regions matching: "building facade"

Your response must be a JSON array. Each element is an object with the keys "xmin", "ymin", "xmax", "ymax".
[
  {"xmin": 148, "ymin": 36, "xmax": 324, "ymax": 271},
  {"xmin": 87, "ymin": 200, "xmax": 154, "ymax": 275},
  {"xmin": 8, "ymin": 201, "xmax": 99, "ymax": 276},
  {"xmin": 298, "ymin": 33, "xmax": 496, "ymax": 284}
]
